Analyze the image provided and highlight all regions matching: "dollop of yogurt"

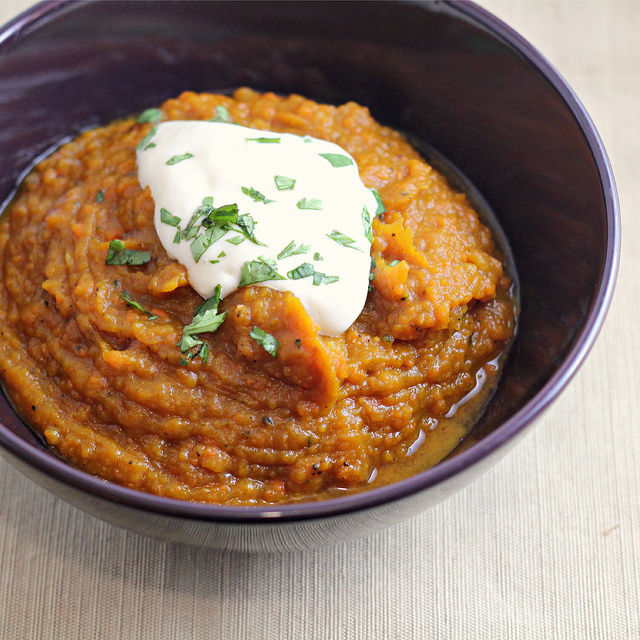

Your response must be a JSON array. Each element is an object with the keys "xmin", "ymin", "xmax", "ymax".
[{"xmin": 136, "ymin": 120, "xmax": 381, "ymax": 336}]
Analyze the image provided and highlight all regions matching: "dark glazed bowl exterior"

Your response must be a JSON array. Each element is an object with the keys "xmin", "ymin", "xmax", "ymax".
[{"xmin": 0, "ymin": 1, "xmax": 619, "ymax": 551}]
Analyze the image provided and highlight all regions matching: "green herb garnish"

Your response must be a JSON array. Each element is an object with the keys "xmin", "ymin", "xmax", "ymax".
[
  {"xmin": 296, "ymin": 198, "xmax": 323, "ymax": 211},
  {"xmin": 382, "ymin": 334, "xmax": 394, "ymax": 342},
  {"xmin": 160, "ymin": 208, "xmax": 181, "ymax": 227},
  {"xmin": 277, "ymin": 241, "xmax": 310, "ymax": 260},
  {"xmin": 209, "ymin": 105, "xmax": 232, "ymax": 123},
  {"xmin": 242, "ymin": 186, "xmax": 274, "ymax": 204},
  {"xmin": 120, "ymin": 291, "xmax": 157, "ymax": 320},
  {"xmin": 137, "ymin": 108, "xmax": 163, "ymax": 124},
  {"xmin": 313, "ymin": 252, "xmax": 323, "ymax": 261},
  {"xmin": 106, "ymin": 239, "xmax": 151, "ymax": 266},
  {"xmin": 389, "ymin": 260, "xmax": 400, "ymax": 267},
  {"xmin": 96, "ymin": 190, "xmax": 104, "ymax": 203},
  {"xmin": 319, "ymin": 153, "xmax": 353, "ymax": 168},
  {"xmin": 166, "ymin": 153, "xmax": 194, "ymax": 165},
  {"xmin": 274, "ymin": 175, "xmax": 296, "ymax": 191},
  {"xmin": 239, "ymin": 257, "xmax": 286, "ymax": 287},
  {"xmin": 190, "ymin": 225, "xmax": 228, "ymax": 262},
  {"xmin": 287, "ymin": 262, "xmax": 315, "ymax": 280},
  {"xmin": 201, "ymin": 203, "xmax": 239, "ymax": 226},
  {"xmin": 327, "ymin": 229, "xmax": 362, "ymax": 251},
  {"xmin": 178, "ymin": 285, "xmax": 226, "ymax": 365},
  {"xmin": 137, "ymin": 125, "xmax": 157, "ymax": 151},
  {"xmin": 312, "ymin": 271, "xmax": 339, "ymax": 286},
  {"xmin": 370, "ymin": 188, "xmax": 386, "ymax": 215},
  {"xmin": 362, "ymin": 205, "xmax": 373, "ymax": 243},
  {"xmin": 246, "ymin": 137, "xmax": 281, "ymax": 144},
  {"xmin": 249, "ymin": 326, "xmax": 279, "ymax": 357},
  {"xmin": 226, "ymin": 236, "xmax": 245, "ymax": 245}
]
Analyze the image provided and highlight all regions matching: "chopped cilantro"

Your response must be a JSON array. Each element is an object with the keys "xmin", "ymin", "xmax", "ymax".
[
  {"xmin": 190, "ymin": 225, "xmax": 228, "ymax": 262},
  {"xmin": 362, "ymin": 205, "xmax": 373, "ymax": 243},
  {"xmin": 389, "ymin": 259, "xmax": 400, "ymax": 267},
  {"xmin": 277, "ymin": 241, "xmax": 310, "ymax": 260},
  {"xmin": 327, "ymin": 229, "xmax": 362, "ymax": 251},
  {"xmin": 249, "ymin": 326, "xmax": 279, "ymax": 357},
  {"xmin": 239, "ymin": 257, "xmax": 285, "ymax": 287},
  {"xmin": 178, "ymin": 285, "xmax": 226, "ymax": 365},
  {"xmin": 382, "ymin": 334, "xmax": 394, "ymax": 342},
  {"xmin": 120, "ymin": 291, "xmax": 157, "ymax": 320},
  {"xmin": 160, "ymin": 208, "xmax": 181, "ymax": 227},
  {"xmin": 313, "ymin": 252, "xmax": 323, "ymax": 261},
  {"xmin": 105, "ymin": 239, "xmax": 151, "ymax": 266},
  {"xmin": 287, "ymin": 262, "xmax": 315, "ymax": 280},
  {"xmin": 274, "ymin": 175, "xmax": 296, "ymax": 191},
  {"xmin": 137, "ymin": 108, "xmax": 163, "ymax": 124},
  {"xmin": 183, "ymin": 306, "xmax": 226, "ymax": 336},
  {"xmin": 173, "ymin": 230, "xmax": 181, "ymax": 244},
  {"xmin": 296, "ymin": 198, "xmax": 323, "ymax": 211},
  {"xmin": 136, "ymin": 125, "xmax": 157, "ymax": 151},
  {"xmin": 370, "ymin": 188, "xmax": 386, "ymax": 215},
  {"xmin": 226, "ymin": 236, "xmax": 245, "ymax": 245},
  {"xmin": 319, "ymin": 153, "xmax": 353, "ymax": 168},
  {"xmin": 166, "ymin": 153, "xmax": 194, "ymax": 165},
  {"xmin": 246, "ymin": 137, "xmax": 281, "ymax": 143},
  {"xmin": 96, "ymin": 190, "xmax": 104, "ymax": 203},
  {"xmin": 242, "ymin": 186, "xmax": 274, "ymax": 204},
  {"xmin": 209, "ymin": 105, "xmax": 232, "ymax": 123},
  {"xmin": 201, "ymin": 203, "xmax": 239, "ymax": 226}
]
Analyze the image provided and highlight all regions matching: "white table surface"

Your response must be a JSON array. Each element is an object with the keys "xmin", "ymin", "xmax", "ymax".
[{"xmin": 0, "ymin": 1, "xmax": 638, "ymax": 638}]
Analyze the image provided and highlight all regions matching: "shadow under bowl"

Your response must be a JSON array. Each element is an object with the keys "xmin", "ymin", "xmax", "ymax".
[{"xmin": 0, "ymin": 0, "xmax": 619, "ymax": 551}]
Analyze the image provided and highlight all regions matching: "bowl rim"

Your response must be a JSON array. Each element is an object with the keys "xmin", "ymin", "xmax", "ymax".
[{"xmin": 0, "ymin": 0, "xmax": 621, "ymax": 524}]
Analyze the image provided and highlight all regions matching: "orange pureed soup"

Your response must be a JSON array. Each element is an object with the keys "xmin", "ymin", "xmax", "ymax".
[{"xmin": 0, "ymin": 89, "xmax": 516, "ymax": 505}]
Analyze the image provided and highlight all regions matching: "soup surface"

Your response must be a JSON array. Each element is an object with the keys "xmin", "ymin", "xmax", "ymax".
[{"xmin": 0, "ymin": 89, "xmax": 516, "ymax": 505}]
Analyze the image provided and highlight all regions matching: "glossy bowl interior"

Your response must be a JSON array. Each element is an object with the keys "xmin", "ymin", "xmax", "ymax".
[{"xmin": 0, "ymin": 0, "xmax": 619, "ymax": 551}]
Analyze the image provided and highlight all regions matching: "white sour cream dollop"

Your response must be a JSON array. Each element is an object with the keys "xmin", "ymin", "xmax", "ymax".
[{"xmin": 136, "ymin": 120, "xmax": 380, "ymax": 336}]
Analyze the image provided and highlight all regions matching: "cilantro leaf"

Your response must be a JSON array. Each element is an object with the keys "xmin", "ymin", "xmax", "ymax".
[
  {"xmin": 201, "ymin": 203, "xmax": 238, "ymax": 227},
  {"xmin": 246, "ymin": 137, "xmax": 281, "ymax": 143},
  {"xmin": 249, "ymin": 326, "xmax": 279, "ymax": 357},
  {"xmin": 209, "ymin": 105, "xmax": 232, "ymax": 123},
  {"xmin": 370, "ymin": 188, "xmax": 386, "ymax": 215},
  {"xmin": 235, "ymin": 214, "xmax": 264, "ymax": 245},
  {"xmin": 287, "ymin": 262, "xmax": 315, "ymax": 280},
  {"xmin": 136, "ymin": 125, "xmax": 157, "ymax": 151},
  {"xmin": 120, "ymin": 291, "xmax": 157, "ymax": 320},
  {"xmin": 274, "ymin": 175, "xmax": 296, "ymax": 191},
  {"xmin": 190, "ymin": 225, "xmax": 228, "ymax": 262},
  {"xmin": 296, "ymin": 198, "xmax": 323, "ymax": 211},
  {"xmin": 106, "ymin": 239, "xmax": 151, "ymax": 266},
  {"xmin": 362, "ymin": 205, "xmax": 373, "ymax": 243},
  {"xmin": 319, "ymin": 153, "xmax": 353, "ymax": 168},
  {"xmin": 160, "ymin": 208, "xmax": 181, "ymax": 227},
  {"xmin": 96, "ymin": 189, "xmax": 104, "ymax": 203},
  {"xmin": 277, "ymin": 241, "xmax": 311, "ymax": 260},
  {"xmin": 242, "ymin": 186, "xmax": 274, "ymax": 204},
  {"xmin": 239, "ymin": 257, "xmax": 286, "ymax": 287},
  {"xmin": 137, "ymin": 108, "xmax": 163, "ymax": 124},
  {"xmin": 183, "ymin": 307, "xmax": 226, "ymax": 335},
  {"xmin": 166, "ymin": 153, "xmax": 194, "ymax": 165},
  {"xmin": 178, "ymin": 285, "xmax": 225, "ymax": 365},
  {"xmin": 327, "ymin": 229, "xmax": 362, "ymax": 251}
]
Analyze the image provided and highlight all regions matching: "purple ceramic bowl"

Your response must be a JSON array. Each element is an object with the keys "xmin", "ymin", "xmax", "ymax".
[{"xmin": 0, "ymin": 0, "xmax": 619, "ymax": 551}]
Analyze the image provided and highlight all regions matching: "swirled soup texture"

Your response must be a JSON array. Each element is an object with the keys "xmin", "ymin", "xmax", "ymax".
[{"xmin": 0, "ymin": 89, "xmax": 516, "ymax": 505}]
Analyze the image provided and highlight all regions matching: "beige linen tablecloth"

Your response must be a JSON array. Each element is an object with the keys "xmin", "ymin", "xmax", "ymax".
[{"xmin": 0, "ymin": 1, "xmax": 638, "ymax": 637}]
